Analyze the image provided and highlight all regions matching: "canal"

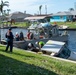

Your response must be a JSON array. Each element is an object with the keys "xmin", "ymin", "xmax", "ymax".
[{"xmin": 0, "ymin": 28, "xmax": 76, "ymax": 52}]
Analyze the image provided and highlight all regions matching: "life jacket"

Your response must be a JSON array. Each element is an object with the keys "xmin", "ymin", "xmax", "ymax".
[{"xmin": 27, "ymin": 32, "xmax": 30, "ymax": 39}]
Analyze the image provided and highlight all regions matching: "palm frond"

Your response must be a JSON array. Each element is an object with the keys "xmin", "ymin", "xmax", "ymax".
[
  {"xmin": 4, "ymin": 1, "xmax": 9, "ymax": 4},
  {"xmin": 3, "ymin": 4, "xmax": 9, "ymax": 7}
]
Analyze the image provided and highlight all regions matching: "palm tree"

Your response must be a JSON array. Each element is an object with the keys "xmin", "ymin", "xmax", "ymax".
[
  {"xmin": 0, "ymin": 0, "xmax": 9, "ymax": 15},
  {"xmin": 3, "ymin": 10, "xmax": 6, "ymax": 15},
  {"xmin": 7, "ymin": 9, "xmax": 11, "ymax": 15},
  {"xmin": 0, "ymin": 0, "xmax": 9, "ymax": 42},
  {"xmin": 39, "ymin": 5, "xmax": 42, "ymax": 15},
  {"xmin": 69, "ymin": 8, "xmax": 74, "ymax": 11}
]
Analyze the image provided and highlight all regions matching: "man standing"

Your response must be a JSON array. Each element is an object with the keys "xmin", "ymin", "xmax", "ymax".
[{"xmin": 5, "ymin": 28, "xmax": 14, "ymax": 52}]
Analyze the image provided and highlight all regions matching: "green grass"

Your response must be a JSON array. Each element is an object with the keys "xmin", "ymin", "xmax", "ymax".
[
  {"xmin": 0, "ymin": 22, "xmax": 31, "ymax": 28},
  {"xmin": 0, "ymin": 45, "xmax": 76, "ymax": 75},
  {"xmin": 1, "ymin": 21, "xmax": 76, "ymax": 28},
  {"xmin": 13, "ymin": 22, "xmax": 30, "ymax": 28},
  {"xmin": 14, "ymin": 22, "xmax": 76, "ymax": 28}
]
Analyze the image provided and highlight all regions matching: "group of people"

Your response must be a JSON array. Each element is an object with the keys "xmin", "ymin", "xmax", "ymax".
[
  {"xmin": 27, "ymin": 41, "xmax": 45, "ymax": 53},
  {"xmin": 5, "ymin": 28, "xmax": 45, "ymax": 53},
  {"xmin": 15, "ymin": 31, "xmax": 24, "ymax": 41}
]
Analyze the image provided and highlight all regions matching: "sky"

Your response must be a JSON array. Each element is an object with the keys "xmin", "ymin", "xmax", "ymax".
[{"xmin": 2, "ymin": 0, "xmax": 76, "ymax": 15}]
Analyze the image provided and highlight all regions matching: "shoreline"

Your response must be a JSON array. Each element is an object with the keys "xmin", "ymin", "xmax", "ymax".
[
  {"xmin": 1, "ymin": 26, "xmax": 76, "ymax": 31},
  {"xmin": 59, "ymin": 28, "xmax": 76, "ymax": 31},
  {"xmin": 0, "ymin": 26, "xmax": 27, "ymax": 29}
]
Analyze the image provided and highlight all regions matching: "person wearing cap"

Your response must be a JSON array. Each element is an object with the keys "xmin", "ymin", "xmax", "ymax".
[
  {"xmin": 15, "ymin": 32, "xmax": 19, "ymax": 41},
  {"xmin": 5, "ymin": 28, "xmax": 14, "ymax": 52}
]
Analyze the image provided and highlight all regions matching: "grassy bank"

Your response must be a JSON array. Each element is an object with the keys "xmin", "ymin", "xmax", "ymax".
[
  {"xmin": 1, "ymin": 21, "xmax": 76, "ymax": 28},
  {"xmin": 13, "ymin": 22, "xmax": 76, "ymax": 28},
  {"xmin": 0, "ymin": 45, "xmax": 76, "ymax": 75},
  {"xmin": 13, "ymin": 22, "xmax": 30, "ymax": 28}
]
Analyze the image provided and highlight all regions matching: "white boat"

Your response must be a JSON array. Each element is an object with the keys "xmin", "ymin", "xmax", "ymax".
[{"xmin": 41, "ymin": 40, "xmax": 76, "ymax": 61}]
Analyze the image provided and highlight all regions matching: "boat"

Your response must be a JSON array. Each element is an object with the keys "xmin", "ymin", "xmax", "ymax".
[
  {"xmin": 13, "ymin": 15, "xmax": 68, "ymax": 49},
  {"xmin": 41, "ymin": 40, "xmax": 76, "ymax": 61}
]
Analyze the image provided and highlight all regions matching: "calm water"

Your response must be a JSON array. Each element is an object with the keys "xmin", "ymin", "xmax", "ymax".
[
  {"xmin": 1, "ymin": 28, "xmax": 28, "ymax": 40},
  {"xmin": 0, "ymin": 28, "xmax": 76, "ymax": 52},
  {"xmin": 68, "ymin": 31, "xmax": 76, "ymax": 52}
]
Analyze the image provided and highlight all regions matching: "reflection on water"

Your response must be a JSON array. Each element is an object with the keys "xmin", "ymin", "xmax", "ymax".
[{"xmin": 1, "ymin": 28, "xmax": 76, "ymax": 52}]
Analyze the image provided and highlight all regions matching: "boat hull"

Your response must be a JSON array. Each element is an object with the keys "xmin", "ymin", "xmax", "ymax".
[{"xmin": 13, "ymin": 35, "xmax": 68, "ymax": 49}]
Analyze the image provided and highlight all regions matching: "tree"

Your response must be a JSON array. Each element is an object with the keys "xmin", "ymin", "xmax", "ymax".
[
  {"xmin": 0, "ymin": 0, "xmax": 9, "ymax": 15},
  {"xmin": 0, "ymin": 0, "xmax": 9, "ymax": 43},
  {"xmin": 69, "ymin": 8, "xmax": 74, "ymax": 11},
  {"xmin": 39, "ymin": 5, "xmax": 42, "ymax": 15},
  {"xmin": 7, "ymin": 9, "xmax": 11, "ymax": 15},
  {"xmin": 3, "ymin": 10, "xmax": 6, "ymax": 15}
]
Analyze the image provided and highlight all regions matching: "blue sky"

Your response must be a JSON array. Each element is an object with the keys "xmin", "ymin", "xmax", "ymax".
[{"xmin": 3, "ymin": 0, "xmax": 76, "ymax": 15}]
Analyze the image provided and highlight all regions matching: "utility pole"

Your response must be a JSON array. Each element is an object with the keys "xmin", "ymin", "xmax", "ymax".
[
  {"xmin": 39, "ymin": 5, "xmax": 42, "ymax": 15},
  {"xmin": 45, "ymin": 5, "xmax": 47, "ymax": 15},
  {"xmin": 74, "ymin": 2, "xmax": 76, "ymax": 10}
]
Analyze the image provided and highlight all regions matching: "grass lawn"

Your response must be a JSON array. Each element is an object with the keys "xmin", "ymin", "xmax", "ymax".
[
  {"xmin": 1, "ymin": 21, "xmax": 76, "ymax": 28},
  {"xmin": 0, "ymin": 45, "xmax": 76, "ymax": 75},
  {"xmin": 13, "ymin": 22, "xmax": 76, "ymax": 28},
  {"xmin": 13, "ymin": 22, "xmax": 30, "ymax": 28}
]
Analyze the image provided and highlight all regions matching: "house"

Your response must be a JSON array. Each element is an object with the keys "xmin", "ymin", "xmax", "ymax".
[
  {"xmin": 7, "ymin": 11, "xmax": 32, "ymax": 22},
  {"xmin": 50, "ymin": 10, "xmax": 76, "ymax": 22},
  {"xmin": 50, "ymin": 12, "xmax": 72, "ymax": 22},
  {"xmin": 70, "ymin": 10, "xmax": 76, "ymax": 21}
]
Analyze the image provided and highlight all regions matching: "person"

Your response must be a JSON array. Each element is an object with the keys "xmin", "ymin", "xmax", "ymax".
[
  {"xmin": 44, "ymin": 32, "xmax": 48, "ymax": 38},
  {"xmin": 27, "ymin": 30, "xmax": 31, "ymax": 39},
  {"xmin": 15, "ymin": 32, "xmax": 19, "ymax": 41},
  {"xmin": 39, "ymin": 41, "xmax": 45, "ymax": 48},
  {"xmin": 30, "ymin": 32, "xmax": 34, "ymax": 40},
  {"xmin": 19, "ymin": 31, "xmax": 24, "ymax": 40},
  {"xmin": 27, "ymin": 43, "xmax": 39, "ymax": 52},
  {"xmin": 35, "ymin": 41, "xmax": 45, "ymax": 51},
  {"xmin": 39, "ymin": 41, "xmax": 46, "ymax": 54},
  {"xmin": 5, "ymin": 28, "xmax": 14, "ymax": 52}
]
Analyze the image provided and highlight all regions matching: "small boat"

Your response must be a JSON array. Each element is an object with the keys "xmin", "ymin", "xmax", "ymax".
[
  {"xmin": 13, "ymin": 15, "xmax": 68, "ymax": 49},
  {"xmin": 41, "ymin": 40, "xmax": 76, "ymax": 61}
]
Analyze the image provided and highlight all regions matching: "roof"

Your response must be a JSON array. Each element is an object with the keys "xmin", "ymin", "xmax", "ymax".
[
  {"xmin": 52, "ymin": 12, "xmax": 72, "ymax": 16},
  {"xmin": 24, "ymin": 15, "xmax": 51, "ymax": 20},
  {"xmin": 7, "ymin": 11, "xmax": 32, "ymax": 19},
  {"xmin": 70, "ymin": 10, "xmax": 76, "ymax": 15}
]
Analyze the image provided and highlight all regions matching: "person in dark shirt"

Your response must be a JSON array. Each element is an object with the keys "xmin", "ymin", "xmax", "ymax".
[
  {"xmin": 5, "ymin": 28, "xmax": 14, "ymax": 52},
  {"xmin": 19, "ymin": 31, "xmax": 24, "ymax": 41}
]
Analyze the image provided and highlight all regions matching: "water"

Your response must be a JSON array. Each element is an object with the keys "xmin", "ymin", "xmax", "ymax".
[
  {"xmin": 0, "ymin": 28, "xmax": 76, "ymax": 52},
  {"xmin": 68, "ymin": 31, "xmax": 76, "ymax": 52},
  {"xmin": 1, "ymin": 28, "xmax": 28, "ymax": 40}
]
